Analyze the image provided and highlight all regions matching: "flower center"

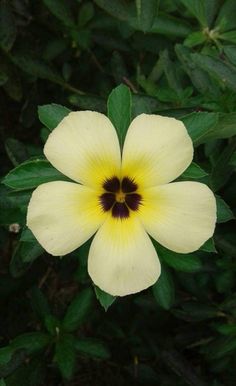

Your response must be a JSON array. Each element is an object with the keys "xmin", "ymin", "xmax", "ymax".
[
  {"xmin": 99, "ymin": 177, "xmax": 142, "ymax": 219},
  {"xmin": 116, "ymin": 191, "xmax": 126, "ymax": 203}
]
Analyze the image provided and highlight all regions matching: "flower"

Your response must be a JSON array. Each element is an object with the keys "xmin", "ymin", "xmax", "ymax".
[{"xmin": 27, "ymin": 112, "xmax": 216, "ymax": 296}]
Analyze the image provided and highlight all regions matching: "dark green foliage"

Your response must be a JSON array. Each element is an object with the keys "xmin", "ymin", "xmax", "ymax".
[{"xmin": 1, "ymin": 1, "xmax": 236, "ymax": 385}]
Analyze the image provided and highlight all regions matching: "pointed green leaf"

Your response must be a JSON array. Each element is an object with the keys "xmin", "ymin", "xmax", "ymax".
[
  {"xmin": 156, "ymin": 244, "xmax": 202, "ymax": 272},
  {"xmin": 55, "ymin": 334, "xmax": 76, "ymax": 380},
  {"xmin": 200, "ymin": 238, "xmax": 217, "ymax": 253},
  {"xmin": 191, "ymin": 53, "xmax": 236, "ymax": 92},
  {"xmin": 38, "ymin": 104, "xmax": 71, "ymax": 131},
  {"xmin": 180, "ymin": 0, "xmax": 207, "ymax": 26},
  {"xmin": 152, "ymin": 265, "xmax": 175, "ymax": 310},
  {"xmin": 216, "ymin": 196, "xmax": 235, "ymax": 223},
  {"xmin": 181, "ymin": 162, "xmax": 208, "ymax": 179},
  {"xmin": 181, "ymin": 112, "xmax": 219, "ymax": 145},
  {"xmin": 3, "ymin": 159, "xmax": 67, "ymax": 190},
  {"xmin": 94, "ymin": 286, "xmax": 116, "ymax": 311},
  {"xmin": 136, "ymin": 0, "xmax": 159, "ymax": 32},
  {"xmin": 107, "ymin": 84, "xmax": 132, "ymax": 148},
  {"xmin": 10, "ymin": 332, "xmax": 50, "ymax": 355},
  {"xmin": 75, "ymin": 338, "xmax": 110, "ymax": 359},
  {"xmin": 42, "ymin": 0, "xmax": 75, "ymax": 27},
  {"xmin": 62, "ymin": 288, "xmax": 93, "ymax": 332}
]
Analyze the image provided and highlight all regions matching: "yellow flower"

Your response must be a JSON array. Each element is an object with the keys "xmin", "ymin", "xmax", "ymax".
[{"xmin": 27, "ymin": 112, "xmax": 216, "ymax": 296}]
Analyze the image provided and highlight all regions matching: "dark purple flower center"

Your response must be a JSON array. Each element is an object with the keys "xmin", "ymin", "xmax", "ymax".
[{"xmin": 100, "ymin": 177, "xmax": 142, "ymax": 219}]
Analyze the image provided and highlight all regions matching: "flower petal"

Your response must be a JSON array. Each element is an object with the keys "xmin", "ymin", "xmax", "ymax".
[
  {"xmin": 44, "ymin": 111, "xmax": 121, "ymax": 188},
  {"xmin": 139, "ymin": 181, "xmax": 216, "ymax": 253},
  {"xmin": 27, "ymin": 181, "xmax": 106, "ymax": 256},
  {"xmin": 122, "ymin": 114, "xmax": 193, "ymax": 187},
  {"xmin": 88, "ymin": 216, "xmax": 161, "ymax": 296}
]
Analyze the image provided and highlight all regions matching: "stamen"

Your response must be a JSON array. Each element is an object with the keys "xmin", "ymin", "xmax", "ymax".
[
  {"xmin": 100, "ymin": 176, "xmax": 142, "ymax": 217},
  {"xmin": 116, "ymin": 191, "xmax": 126, "ymax": 203}
]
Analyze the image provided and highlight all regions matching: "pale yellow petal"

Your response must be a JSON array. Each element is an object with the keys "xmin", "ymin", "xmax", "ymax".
[
  {"xmin": 122, "ymin": 114, "xmax": 193, "ymax": 188},
  {"xmin": 88, "ymin": 216, "xmax": 161, "ymax": 296},
  {"xmin": 44, "ymin": 111, "xmax": 121, "ymax": 188},
  {"xmin": 138, "ymin": 181, "xmax": 216, "ymax": 253},
  {"xmin": 27, "ymin": 181, "xmax": 106, "ymax": 256}
]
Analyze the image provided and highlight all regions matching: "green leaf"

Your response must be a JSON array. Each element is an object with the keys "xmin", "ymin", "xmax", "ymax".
[
  {"xmin": 205, "ymin": 0, "xmax": 221, "ymax": 27},
  {"xmin": 152, "ymin": 265, "xmax": 175, "ymax": 310},
  {"xmin": 30, "ymin": 287, "xmax": 51, "ymax": 325},
  {"xmin": 159, "ymin": 50, "xmax": 182, "ymax": 95},
  {"xmin": 0, "ymin": 347, "xmax": 13, "ymax": 366},
  {"xmin": 54, "ymin": 334, "xmax": 76, "ymax": 380},
  {"xmin": 3, "ymin": 72, "xmax": 22, "ymax": 102},
  {"xmin": 219, "ymin": 30, "xmax": 236, "ymax": 44},
  {"xmin": 203, "ymin": 113, "xmax": 236, "ymax": 141},
  {"xmin": 210, "ymin": 141, "xmax": 236, "ymax": 191},
  {"xmin": 62, "ymin": 288, "xmax": 93, "ymax": 332},
  {"xmin": 184, "ymin": 31, "xmax": 207, "ymax": 48},
  {"xmin": 5, "ymin": 138, "xmax": 29, "ymax": 166},
  {"xmin": 0, "ymin": 379, "xmax": 6, "ymax": 386},
  {"xmin": 156, "ymin": 244, "xmax": 202, "ymax": 273},
  {"xmin": 180, "ymin": 0, "xmax": 207, "ymax": 26},
  {"xmin": 3, "ymin": 159, "xmax": 67, "ymax": 190},
  {"xmin": 10, "ymin": 332, "xmax": 50, "ymax": 355},
  {"xmin": 215, "ymin": 323, "xmax": 236, "ymax": 336},
  {"xmin": 191, "ymin": 53, "xmax": 236, "ymax": 92},
  {"xmin": 175, "ymin": 44, "xmax": 216, "ymax": 94},
  {"xmin": 215, "ymin": 270, "xmax": 234, "ymax": 293},
  {"xmin": 107, "ymin": 84, "xmax": 132, "ymax": 148},
  {"xmin": 38, "ymin": 104, "xmax": 71, "ymax": 131},
  {"xmin": 136, "ymin": 0, "xmax": 158, "ymax": 32},
  {"xmin": 224, "ymin": 45, "xmax": 236, "ymax": 66},
  {"xmin": 10, "ymin": 240, "xmax": 44, "ymax": 278},
  {"xmin": 0, "ymin": 350, "xmax": 26, "ymax": 380},
  {"xmin": 200, "ymin": 238, "xmax": 217, "ymax": 253},
  {"xmin": 0, "ymin": 1, "xmax": 17, "ymax": 51},
  {"xmin": 150, "ymin": 14, "xmax": 191, "ymax": 37},
  {"xmin": 132, "ymin": 94, "xmax": 160, "ymax": 117},
  {"xmin": 69, "ymin": 94, "xmax": 106, "ymax": 112},
  {"xmin": 20, "ymin": 228, "xmax": 37, "ymax": 243},
  {"xmin": 78, "ymin": 2, "xmax": 94, "ymax": 27},
  {"xmin": 181, "ymin": 302, "xmax": 218, "ymax": 321},
  {"xmin": 0, "ymin": 186, "xmax": 30, "ymax": 225},
  {"xmin": 94, "ymin": 0, "xmax": 131, "ymax": 22},
  {"xmin": 181, "ymin": 112, "xmax": 219, "ymax": 145},
  {"xmin": 43, "ymin": 315, "xmax": 60, "ymax": 336},
  {"xmin": 11, "ymin": 54, "xmax": 63, "ymax": 83},
  {"xmin": 42, "ymin": 0, "xmax": 75, "ymax": 27},
  {"xmin": 216, "ymin": 196, "xmax": 235, "ymax": 223},
  {"xmin": 94, "ymin": 286, "xmax": 116, "ymax": 311},
  {"xmin": 75, "ymin": 338, "xmax": 110, "ymax": 359},
  {"xmin": 202, "ymin": 336, "xmax": 236, "ymax": 359},
  {"xmin": 215, "ymin": 0, "xmax": 236, "ymax": 32},
  {"xmin": 181, "ymin": 162, "xmax": 208, "ymax": 179}
]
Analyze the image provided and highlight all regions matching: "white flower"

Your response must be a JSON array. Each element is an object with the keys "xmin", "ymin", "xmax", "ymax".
[{"xmin": 27, "ymin": 112, "xmax": 216, "ymax": 296}]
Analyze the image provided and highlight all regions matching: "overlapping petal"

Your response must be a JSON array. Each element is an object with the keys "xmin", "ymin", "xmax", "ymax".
[
  {"xmin": 44, "ymin": 111, "xmax": 121, "ymax": 189},
  {"xmin": 122, "ymin": 114, "xmax": 193, "ymax": 188},
  {"xmin": 88, "ymin": 216, "xmax": 161, "ymax": 296},
  {"xmin": 138, "ymin": 181, "xmax": 216, "ymax": 253},
  {"xmin": 27, "ymin": 181, "xmax": 106, "ymax": 256}
]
